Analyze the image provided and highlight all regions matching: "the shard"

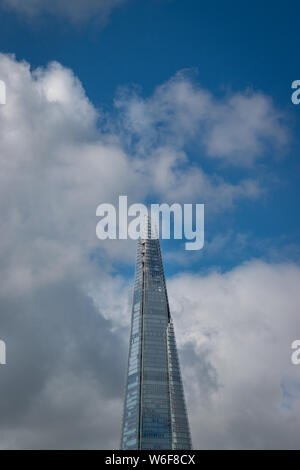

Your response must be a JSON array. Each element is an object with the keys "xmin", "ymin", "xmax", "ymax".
[{"xmin": 121, "ymin": 219, "xmax": 192, "ymax": 450}]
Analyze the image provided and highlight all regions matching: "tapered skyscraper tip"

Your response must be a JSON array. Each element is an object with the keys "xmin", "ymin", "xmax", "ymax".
[
  {"xmin": 141, "ymin": 213, "xmax": 158, "ymax": 240},
  {"xmin": 121, "ymin": 218, "xmax": 192, "ymax": 450}
]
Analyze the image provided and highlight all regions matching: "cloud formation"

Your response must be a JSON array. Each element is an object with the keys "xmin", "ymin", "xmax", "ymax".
[
  {"xmin": 168, "ymin": 261, "xmax": 300, "ymax": 449},
  {"xmin": 0, "ymin": 53, "xmax": 297, "ymax": 449},
  {"xmin": 0, "ymin": 53, "xmax": 270, "ymax": 298},
  {"xmin": 0, "ymin": 281, "xmax": 126, "ymax": 449},
  {"xmin": 1, "ymin": 0, "xmax": 128, "ymax": 24},
  {"xmin": 116, "ymin": 70, "xmax": 288, "ymax": 166}
]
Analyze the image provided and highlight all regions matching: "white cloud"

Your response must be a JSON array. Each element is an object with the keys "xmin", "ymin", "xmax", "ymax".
[
  {"xmin": 1, "ymin": 0, "xmax": 128, "ymax": 24},
  {"xmin": 86, "ymin": 273, "xmax": 131, "ymax": 329},
  {"xmin": 168, "ymin": 261, "xmax": 300, "ymax": 449},
  {"xmin": 0, "ymin": 54, "xmax": 266, "ymax": 295},
  {"xmin": 138, "ymin": 146, "xmax": 263, "ymax": 204},
  {"xmin": 205, "ymin": 92, "xmax": 287, "ymax": 163},
  {"xmin": 116, "ymin": 70, "xmax": 288, "ymax": 166},
  {"xmin": 0, "ymin": 54, "xmax": 145, "ymax": 294}
]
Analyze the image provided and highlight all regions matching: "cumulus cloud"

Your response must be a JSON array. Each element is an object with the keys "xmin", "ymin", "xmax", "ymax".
[
  {"xmin": 0, "ymin": 53, "xmax": 267, "ymax": 298},
  {"xmin": 115, "ymin": 70, "xmax": 288, "ymax": 166},
  {"xmin": 168, "ymin": 261, "xmax": 300, "ymax": 449},
  {"xmin": 0, "ymin": 0, "xmax": 128, "ymax": 24},
  {"xmin": 0, "ymin": 53, "xmax": 296, "ymax": 449}
]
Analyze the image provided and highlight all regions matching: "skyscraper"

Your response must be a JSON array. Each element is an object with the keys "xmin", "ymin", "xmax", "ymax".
[{"xmin": 121, "ymin": 220, "xmax": 192, "ymax": 450}]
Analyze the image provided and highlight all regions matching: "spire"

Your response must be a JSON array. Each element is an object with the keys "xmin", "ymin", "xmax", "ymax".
[
  {"xmin": 121, "ymin": 222, "xmax": 192, "ymax": 450},
  {"xmin": 141, "ymin": 212, "xmax": 158, "ymax": 240}
]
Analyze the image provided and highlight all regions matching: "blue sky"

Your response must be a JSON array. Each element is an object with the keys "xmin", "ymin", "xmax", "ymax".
[{"xmin": 0, "ymin": 0, "xmax": 300, "ymax": 450}]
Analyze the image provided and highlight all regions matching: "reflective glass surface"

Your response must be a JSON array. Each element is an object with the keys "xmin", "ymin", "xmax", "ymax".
[{"xmin": 121, "ymin": 222, "xmax": 192, "ymax": 450}]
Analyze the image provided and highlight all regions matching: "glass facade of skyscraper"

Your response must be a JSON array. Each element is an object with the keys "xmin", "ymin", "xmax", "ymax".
[{"xmin": 121, "ymin": 222, "xmax": 192, "ymax": 450}]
